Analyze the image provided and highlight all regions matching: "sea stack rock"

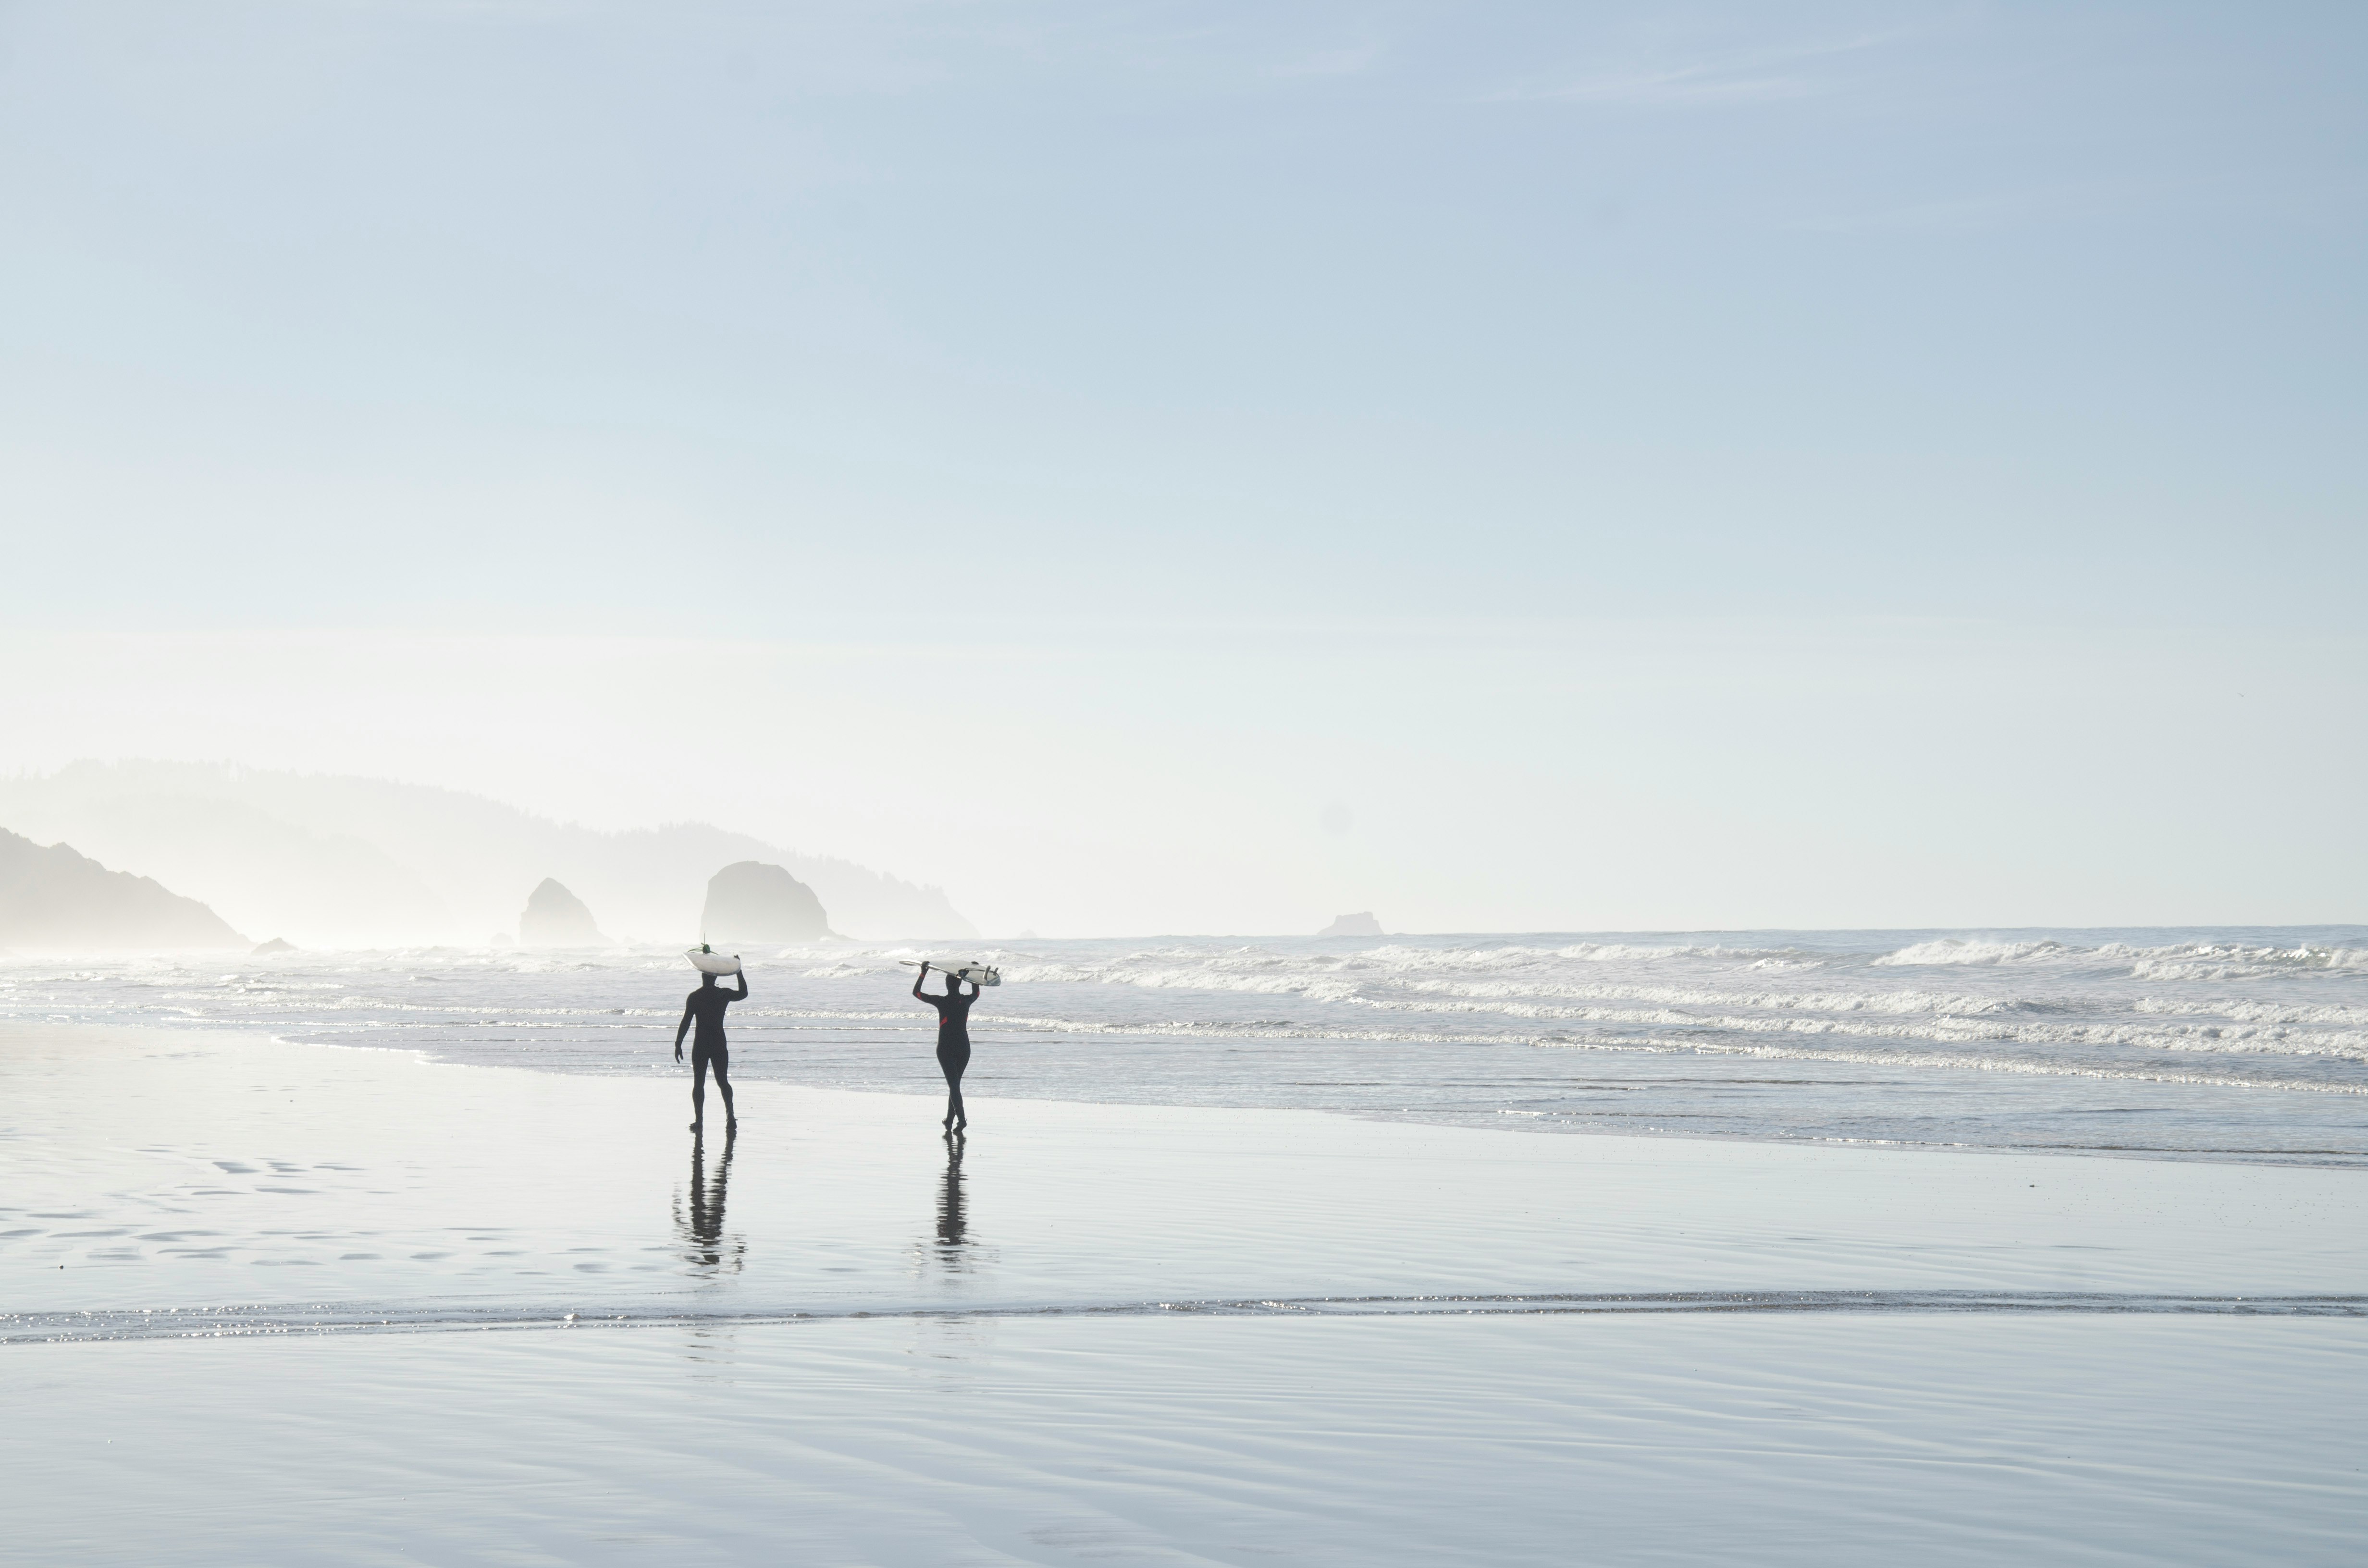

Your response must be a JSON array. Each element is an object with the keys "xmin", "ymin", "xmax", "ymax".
[
  {"xmin": 1318, "ymin": 912, "xmax": 1384, "ymax": 937},
  {"xmin": 252, "ymin": 937, "xmax": 298, "ymax": 955},
  {"xmin": 0, "ymin": 828, "xmax": 246, "ymax": 948},
  {"xmin": 518, "ymin": 878, "xmax": 609, "ymax": 945},
  {"xmin": 702, "ymin": 860, "xmax": 829, "ymax": 944}
]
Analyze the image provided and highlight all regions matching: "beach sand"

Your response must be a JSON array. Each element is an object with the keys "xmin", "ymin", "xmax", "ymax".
[
  {"xmin": 11, "ymin": 1315, "xmax": 2365, "ymax": 1565},
  {"xmin": 4, "ymin": 1023, "xmax": 2365, "ymax": 1563}
]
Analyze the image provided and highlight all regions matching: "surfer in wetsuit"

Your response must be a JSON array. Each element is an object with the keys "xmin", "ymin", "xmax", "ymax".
[
  {"xmin": 912, "ymin": 961, "xmax": 979, "ymax": 1134},
  {"xmin": 675, "ymin": 965, "xmax": 748, "ymax": 1134}
]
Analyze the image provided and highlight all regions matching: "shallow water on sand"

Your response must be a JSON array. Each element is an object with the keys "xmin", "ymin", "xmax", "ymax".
[
  {"xmin": 7, "ymin": 1026, "xmax": 2365, "ymax": 1565},
  {"xmin": 5, "ymin": 1028, "xmax": 2363, "ymax": 1344},
  {"xmin": 6, "ymin": 926, "xmax": 2368, "ymax": 1164}
]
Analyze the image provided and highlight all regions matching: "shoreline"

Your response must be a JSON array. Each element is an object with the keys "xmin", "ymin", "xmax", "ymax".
[
  {"xmin": 31, "ymin": 1011, "xmax": 2368, "ymax": 1171},
  {"xmin": 9, "ymin": 1019, "xmax": 2368, "ymax": 1564},
  {"xmin": 10, "ymin": 927, "xmax": 2366, "ymax": 1168},
  {"xmin": 5, "ymin": 1020, "xmax": 2364, "ymax": 1342},
  {"xmin": 235, "ymin": 1028, "xmax": 2368, "ymax": 1176}
]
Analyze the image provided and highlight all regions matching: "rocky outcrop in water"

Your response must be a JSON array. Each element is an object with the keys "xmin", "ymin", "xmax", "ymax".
[
  {"xmin": 1318, "ymin": 912, "xmax": 1384, "ymax": 937},
  {"xmin": 252, "ymin": 937, "xmax": 297, "ymax": 954},
  {"xmin": 518, "ymin": 878, "xmax": 609, "ymax": 945},
  {"xmin": 702, "ymin": 861, "xmax": 830, "ymax": 944},
  {"xmin": 0, "ymin": 828, "xmax": 246, "ymax": 949}
]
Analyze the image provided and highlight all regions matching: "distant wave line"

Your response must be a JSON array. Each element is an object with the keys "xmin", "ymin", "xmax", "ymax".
[{"xmin": 11, "ymin": 1289, "xmax": 2366, "ymax": 1344}]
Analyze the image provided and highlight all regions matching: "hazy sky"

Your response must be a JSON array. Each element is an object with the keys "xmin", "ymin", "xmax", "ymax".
[{"xmin": 3, "ymin": 2, "xmax": 2362, "ymax": 934}]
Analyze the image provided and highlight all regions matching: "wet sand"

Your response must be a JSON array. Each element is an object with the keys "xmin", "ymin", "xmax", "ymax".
[
  {"xmin": 10, "ymin": 1315, "xmax": 2366, "ymax": 1566},
  {"xmin": 4, "ymin": 1023, "xmax": 2366, "ymax": 1562}
]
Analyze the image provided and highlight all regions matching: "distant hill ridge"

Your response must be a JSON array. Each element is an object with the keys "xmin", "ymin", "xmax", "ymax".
[
  {"xmin": 0, "ymin": 761, "xmax": 974, "ymax": 948},
  {"xmin": 0, "ymin": 827, "xmax": 246, "ymax": 949}
]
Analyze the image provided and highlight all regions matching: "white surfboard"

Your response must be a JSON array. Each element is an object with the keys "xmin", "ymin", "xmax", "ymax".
[
  {"xmin": 902, "ymin": 960, "xmax": 1001, "ymax": 987},
  {"xmin": 686, "ymin": 946, "xmax": 743, "ymax": 976}
]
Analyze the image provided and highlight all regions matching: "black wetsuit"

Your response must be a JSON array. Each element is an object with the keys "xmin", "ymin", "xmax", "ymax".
[
  {"xmin": 678, "ymin": 973, "xmax": 747, "ymax": 1125},
  {"xmin": 915, "ymin": 973, "xmax": 978, "ymax": 1125},
  {"xmin": 683, "ymin": 977, "xmax": 745, "ymax": 1066},
  {"xmin": 927, "ymin": 980, "xmax": 976, "ymax": 1077}
]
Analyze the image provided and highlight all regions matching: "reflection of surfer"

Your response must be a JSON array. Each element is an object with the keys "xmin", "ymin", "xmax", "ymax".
[
  {"xmin": 937, "ymin": 1134, "xmax": 967, "ymax": 1249},
  {"xmin": 912, "ymin": 961, "xmax": 978, "ymax": 1134},
  {"xmin": 676, "ymin": 1125, "xmax": 739, "ymax": 1271},
  {"xmin": 676, "ymin": 959, "xmax": 747, "ymax": 1134}
]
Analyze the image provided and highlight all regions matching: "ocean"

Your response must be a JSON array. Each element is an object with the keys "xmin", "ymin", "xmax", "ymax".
[{"xmin": 9, "ymin": 927, "xmax": 2365, "ymax": 1166}]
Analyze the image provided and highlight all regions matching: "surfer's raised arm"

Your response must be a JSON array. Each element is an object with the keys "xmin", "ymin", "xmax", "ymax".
[
  {"xmin": 727, "ymin": 968, "xmax": 748, "ymax": 1003},
  {"xmin": 911, "ymin": 960, "xmax": 932, "ymax": 1002}
]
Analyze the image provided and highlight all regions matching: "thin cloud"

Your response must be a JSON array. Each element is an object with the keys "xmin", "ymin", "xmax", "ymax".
[
  {"xmin": 1789, "ymin": 191, "xmax": 2056, "ymax": 233},
  {"xmin": 1492, "ymin": 29, "xmax": 1905, "ymax": 109},
  {"xmin": 1273, "ymin": 37, "xmax": 1388, "ymax": 79}
]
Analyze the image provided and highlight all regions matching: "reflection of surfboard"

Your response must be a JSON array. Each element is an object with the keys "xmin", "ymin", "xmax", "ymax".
[
  {"xmin": 686, "ymin": 946, "xmax": 742, "ymax": 976},
  {"xmin": 901, "ymin": 960, "xmax": 1001, "ymax": 987}
]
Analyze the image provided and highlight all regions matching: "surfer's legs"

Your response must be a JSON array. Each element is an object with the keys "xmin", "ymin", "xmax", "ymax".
[
  {"xmin": 937, "ymin": 1040, "xmax": 970, "ymax": 1130},
  {"xmin": 712, "ymin": 1052, "xmax": 736, "ymax": 1125},
  {"xmin": 690, "ymin": 1042, "xmax": 734, "ymax": 1129}
]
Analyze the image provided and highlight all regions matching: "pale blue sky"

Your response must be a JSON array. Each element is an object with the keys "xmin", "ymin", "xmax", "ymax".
[{"xmin": 2, "ymin": 3, "xmax": 2362, "ymax": 931}]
